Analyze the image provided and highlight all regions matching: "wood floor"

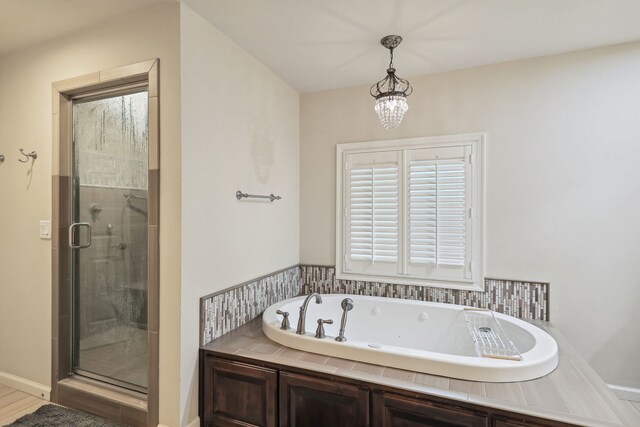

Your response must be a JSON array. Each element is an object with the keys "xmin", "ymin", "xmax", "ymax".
[{"xmin": 0, "ymin": 385, "xmax": 48, "ymax": 426}]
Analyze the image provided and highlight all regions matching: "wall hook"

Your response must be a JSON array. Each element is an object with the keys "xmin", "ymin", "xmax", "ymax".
[
  {"xmin": 18, "ymin": 148, "xmax": 37, "ymax": 163},
  {"xmin": 0, "ymin": 154, "xmax": 5, "ymax": 163}
]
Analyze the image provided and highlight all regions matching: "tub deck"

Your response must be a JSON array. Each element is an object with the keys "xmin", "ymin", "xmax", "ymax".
[{"xmin": 201, "ymin": 317, "xmax": 639, "ymax": 427}]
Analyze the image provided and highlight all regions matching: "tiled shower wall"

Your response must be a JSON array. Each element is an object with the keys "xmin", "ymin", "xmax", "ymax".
[
  {"xmin": 74, "ymin": 89, "xmax": 149, "ymax": 338},
  {"xmin": 200, "ymin": 265, "xmax": 549, "ymax": 345},
  {"xmin": 78, "ymin": 185, "xmax": 148, "ymax": 338},
  {"xmin": 73, "ymin": 91, "xmax": 148, "ymax": 190}
]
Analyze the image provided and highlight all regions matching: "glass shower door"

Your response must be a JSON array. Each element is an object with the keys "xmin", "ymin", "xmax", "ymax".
[{"xmin": 70, "ymin": 89, "xmax": 149, "ymax": 393}]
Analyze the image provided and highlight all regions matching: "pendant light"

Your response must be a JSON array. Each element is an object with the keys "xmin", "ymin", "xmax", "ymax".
[{"xmin": 370, "ymin": 35, "xmax": 413, "ymax": 129}]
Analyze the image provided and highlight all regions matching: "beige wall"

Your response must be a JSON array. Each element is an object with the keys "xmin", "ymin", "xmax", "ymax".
[
  {"xmin": 0, "ymin": 4, "xmax": 182, "ymax": 426},
  {"xmin": 1, "ymin": 5, "xmax": 638, "ymax": 425},
  {"xmin": 300, "ymin": 42, "xmax": 640, "ymax": 388},
  {"xmin": 179, "ymin": 4, "xmax": 300, "ymax": 425}
]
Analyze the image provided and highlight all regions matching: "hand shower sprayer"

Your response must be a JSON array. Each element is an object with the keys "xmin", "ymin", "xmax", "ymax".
[{"xmin": 335, "ymin": 298, "xmax": 354, "ymax": 342}]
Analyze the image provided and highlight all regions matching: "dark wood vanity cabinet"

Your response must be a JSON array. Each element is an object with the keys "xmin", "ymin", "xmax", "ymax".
[
  {"xmin": 203, "ymin": 357, "xmax": 277, "ymax": 427},
  {"xmin": 280, "ymin": 372, "xmax": 370, "ymax": 427},
  {"xmin": 201, "ymin": 353, "xmax": 576, "ymax": 427},
  {"xmin": 372, "ymin": 391, "xmax": 487, "ymax": 427}
]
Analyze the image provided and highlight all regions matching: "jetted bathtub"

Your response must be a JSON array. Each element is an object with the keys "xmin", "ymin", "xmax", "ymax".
[{"xmin": 262, "ymin": 294, "xmax": 558, "ymax": 382}]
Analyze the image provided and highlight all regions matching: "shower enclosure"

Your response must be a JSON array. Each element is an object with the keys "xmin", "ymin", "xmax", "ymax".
[
  {"xmin": 70, "ymin": 90, "xmax": 149, "ymax": 393},
  {"xmin": 52, "ymin": 60, "xmax": 159, "ymax": 425}
]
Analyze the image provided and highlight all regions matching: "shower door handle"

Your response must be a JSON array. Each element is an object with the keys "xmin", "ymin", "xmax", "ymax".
[{"xmin": 69, "ymin": 222, "xmax": 92, "ymax": 249}]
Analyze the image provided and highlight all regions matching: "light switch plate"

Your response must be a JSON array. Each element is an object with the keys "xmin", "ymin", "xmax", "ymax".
[{"xmin": 40, "ymin": 220, "xmax": 51, "ymax": 240}]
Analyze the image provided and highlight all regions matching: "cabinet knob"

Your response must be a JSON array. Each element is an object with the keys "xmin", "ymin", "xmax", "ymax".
[
  {"xmin": 276, "ymin": 310, "xmax": 290, "ymax": 330},
  {"xmin": 315, "ymin": 319, "xmax": 333, "ymax": 339}
]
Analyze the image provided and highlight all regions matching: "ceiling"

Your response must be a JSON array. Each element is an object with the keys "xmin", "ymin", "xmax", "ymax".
[
  {"xmin": 0, "ymin": 0, "xmax": 176, "ymax": 57},
  {"xmin": 184, "ymin": 0, "xmax": 640, "ymax": 92},
  {"xmin": 2, "ymin": 0, "xmax": 640, "ymax": 93}
]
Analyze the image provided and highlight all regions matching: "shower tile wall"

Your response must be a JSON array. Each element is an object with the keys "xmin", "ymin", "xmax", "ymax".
[
  {"xmin": 200, "ymin": 265, "xmax": 549, "ymax": 345},
  {"xmin": 73, "ymin": 90, "xmax": 149, "ymax": 340},
  {"xmin": 78, "ymin": 185, "xmax": 148, "ymax": 339},
  {"xmin": 73, "ymin": 92, "xmax": 148, "ymax": 190}
]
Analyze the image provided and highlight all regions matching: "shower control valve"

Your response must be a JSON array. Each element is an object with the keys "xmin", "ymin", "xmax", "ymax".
[
  {"xmin": 276, "ymin": 310, "xmax": 290, "ymax": 330},
  {"xmin": 315, "ymin": 319, "xmax": 333, "ymax": 339}
]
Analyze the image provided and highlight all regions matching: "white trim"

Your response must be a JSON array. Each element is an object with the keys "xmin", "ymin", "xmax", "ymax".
[
  {"xmin": 336, "ymin": 133, "xmax": 485, "ymax": 290},
  {"xmin": 338, "ymin": 132, "xmax": 486, "ymax": 152},
  {"xmin": 336, "ymin": 143, "xmax": 345, "ymax": 274},
  {"xmin": 335, "ymin": 271, "xmax": 484, "ymax": 291},
  {"xmin": 608, "ymin": 384, "xmax": 640, "ymax": 402},
  {"xmin": 0, "ymin": 371, "xmax": 50, "ymax": 400}
]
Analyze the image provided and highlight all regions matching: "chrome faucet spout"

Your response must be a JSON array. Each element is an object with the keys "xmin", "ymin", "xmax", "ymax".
[{"xmin": 296, "ymin": 293, "xmax": 323, "ymax": 335}]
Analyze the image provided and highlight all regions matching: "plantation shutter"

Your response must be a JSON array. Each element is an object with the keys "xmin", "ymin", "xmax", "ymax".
[
  {"xmin": 344, "ymin": 151, "xmax": 401, "ymax": 275},
  {"xmin": 407, "ymin": 146, "xmax": 472, "ymax": 280}
]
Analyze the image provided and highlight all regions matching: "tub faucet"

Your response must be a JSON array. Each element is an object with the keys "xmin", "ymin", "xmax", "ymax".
[{"xmin": 296, "ymin": 293, "xmax": 323, "ymax": 334}]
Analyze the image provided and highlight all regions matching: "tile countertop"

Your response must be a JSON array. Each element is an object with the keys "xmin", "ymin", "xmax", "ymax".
[{"xmin": 201, "ymin": 317, "xmax": 639, "ymax": 427}]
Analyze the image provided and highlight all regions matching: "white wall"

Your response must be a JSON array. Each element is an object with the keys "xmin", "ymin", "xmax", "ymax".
[
  {"xmin": 300, "ymin": 42, "xmax": 640, "ymax": 389},
  {"xmin": 0, "ymin": 5, "xmax": 183, "ymax": 425},
  {"xmin": 180, "ymin": 4, "xmax": 300, "ymax": 425}
]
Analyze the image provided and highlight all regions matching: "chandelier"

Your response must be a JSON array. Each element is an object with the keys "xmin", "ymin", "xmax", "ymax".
[{"xmin": 370, "ymin": 35, "xmax": 413, "ymax": 129}]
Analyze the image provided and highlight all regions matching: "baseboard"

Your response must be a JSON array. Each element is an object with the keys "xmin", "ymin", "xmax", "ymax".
[
  {"xmin": 608, "ymin": 384, "xmax": 640, "ymax": 402},
  {"xmin": 0, "ymin": 371, "xmax": 50, "ymax": 400}
]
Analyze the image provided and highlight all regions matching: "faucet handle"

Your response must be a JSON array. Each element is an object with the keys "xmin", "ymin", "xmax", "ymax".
[
  {"xmin": 315, "ymin": 319, "xmax": 333, "ymax": 339},
  {"xmin": 276, "ymin": 310, "xmax": 290, "ymax": 330}
]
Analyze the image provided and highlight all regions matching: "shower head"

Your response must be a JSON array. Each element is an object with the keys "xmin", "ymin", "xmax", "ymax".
[{"xmin": 341, "ymin": 298, "xmax": 354, "ymax": 311}]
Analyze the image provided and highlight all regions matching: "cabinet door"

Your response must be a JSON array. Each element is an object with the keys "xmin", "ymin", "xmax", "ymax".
[
  {"xmin": 373, "ymin": 391, "xmax": 488, "ymax": 427},
  {"xmin": 204, "ymin": 357, "xmax": 277, "ymax": 427},
  {"xmin": 279, "ymin": 371, "xmax": 370, "ymax": 427}
]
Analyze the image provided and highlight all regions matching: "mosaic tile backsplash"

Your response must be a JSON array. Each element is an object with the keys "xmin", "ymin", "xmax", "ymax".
[
  {"xmin": 200, "ymin": 264, "xmax": 549, "ymax": 345},
  {"xmin": 301, "ymin": 265, "xmax": 549, "ymax": 322},
  {"xmin": 201, "ymin": 266, "xmax": 301, "ymax": 345}
]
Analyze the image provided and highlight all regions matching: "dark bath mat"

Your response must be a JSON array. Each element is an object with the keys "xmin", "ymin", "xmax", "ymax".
[{"xmin": 4, "ymin": 404, "xmax": 127, "ymax": 427}]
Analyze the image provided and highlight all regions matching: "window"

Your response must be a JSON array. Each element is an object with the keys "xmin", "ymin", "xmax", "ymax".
[{"xmin": 336, "ymin": 134, "xmax": 484, "ymax": 290}]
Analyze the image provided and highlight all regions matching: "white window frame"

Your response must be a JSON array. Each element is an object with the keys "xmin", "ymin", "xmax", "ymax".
[{"xmin": 336, "ymin": 133, "xmax": 485, "ymax": 291}]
